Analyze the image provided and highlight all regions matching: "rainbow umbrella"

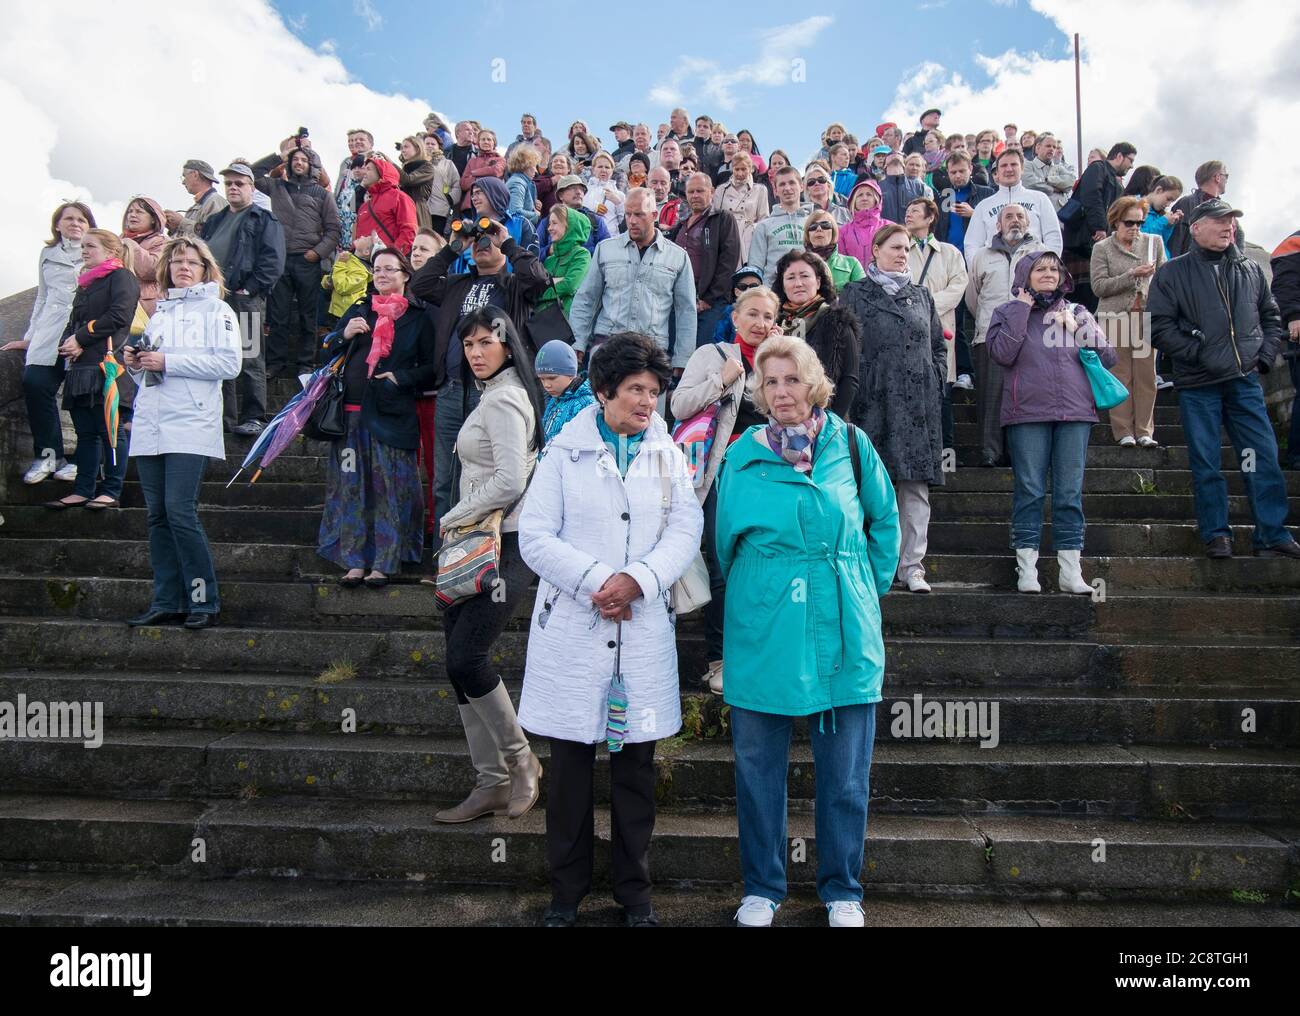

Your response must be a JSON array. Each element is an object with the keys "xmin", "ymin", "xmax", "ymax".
[
  {"xmin": 100, "ymin": 353, "xmax": 122, "ymax": 466},
  {"xmin": 226, "ymin": 353, "xmax": 343, "ymax": 486}
]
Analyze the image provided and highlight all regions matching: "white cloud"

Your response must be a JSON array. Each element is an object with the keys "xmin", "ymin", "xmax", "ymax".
[
  {"xmin": 647, "ymin": 16, "xmax": 834, "ymax": 112},
  {"xmin": 352, "ymin": 0, "xmax": 383, "ymax": 32},
  {"xmin": 881, "ymin": 0, "xmax": 1300, "ymax": 251},
  {"xmin": 0, "ymin": 1, "xmax": 449, "ymax": 300}
]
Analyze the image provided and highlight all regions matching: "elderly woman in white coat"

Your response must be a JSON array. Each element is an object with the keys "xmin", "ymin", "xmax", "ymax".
[
  {"xmin": 518, "ymin": 332, "xmax": 703, "ymax": 929},
  {"xmin": 3, "ymin": 201, "xmax": 95, "ymax": 485},
  {"xmin": 122, "ymin": 236, "xmax": 242, "ymax": 630}
]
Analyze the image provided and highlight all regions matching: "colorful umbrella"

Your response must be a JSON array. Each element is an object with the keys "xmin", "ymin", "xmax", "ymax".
[
  {"xmin": 606, "ymin": 621, "xmax": 628, "ymax": 753},
  {"xmin": 226, "ymin": 353, "xmax": 342, "ymax": 486},
  {"xmin": 100, "ymin": 353, "xmax": 122, "ymax": 466}
]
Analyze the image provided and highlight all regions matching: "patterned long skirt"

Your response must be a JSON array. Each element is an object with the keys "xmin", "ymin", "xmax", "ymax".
[{"xmin": 318, "ymin": 412, "xmax": 424, "ymax": 573}]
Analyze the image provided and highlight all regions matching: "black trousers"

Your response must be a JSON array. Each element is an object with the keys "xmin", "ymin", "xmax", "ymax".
[
  {"xmin": 267, "ymin": 253, "xmax": 323, "ymax": 375},
  {"xmin": 442, "ymin": 531, "xmax": 534, "ymax": 703},
  {"xmin": 546, "ymin": 737, "xmax": 657, "ymax": 910},
  {"xmin": 974, "ymin": 342, "xmax": 1006, "ymax": 463}
]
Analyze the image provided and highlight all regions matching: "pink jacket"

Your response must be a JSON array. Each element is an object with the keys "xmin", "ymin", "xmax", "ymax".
[
  {"xmin": 459, "ymin": 152, "xmax": 506, "ymax": 210},
  {"xmin": 122, "ymin": 197, "xmax": 168, "ymax": 315},
  {"xmin": 838, "ymin": 179, "xmax": 890, "ymax": 267}
]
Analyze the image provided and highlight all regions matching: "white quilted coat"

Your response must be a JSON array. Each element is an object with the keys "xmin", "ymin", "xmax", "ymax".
[{"xmin": 517, "ymin": 405, "xmax": 704, "ymax": 744}]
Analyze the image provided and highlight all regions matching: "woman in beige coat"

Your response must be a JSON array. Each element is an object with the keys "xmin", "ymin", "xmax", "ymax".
[
  {"xmin": 712, "ymin": 153, "xmax": 769, "ymax": 261},
  {"xmin": 1090, "ymin": 195, "xmax": 1166, "ymax": 446},
  {"xmin": 669, "ymin": 285, "xmax": 782, "ymax": 695}
]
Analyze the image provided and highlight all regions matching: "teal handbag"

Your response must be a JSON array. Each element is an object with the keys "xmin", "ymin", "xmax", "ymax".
[{"xmin": 1078, "ymin": 348, "xmax": 1129, "ymax": 410}]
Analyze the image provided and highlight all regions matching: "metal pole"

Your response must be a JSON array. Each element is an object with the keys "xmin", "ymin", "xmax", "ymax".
[{"xmin": 1074, "ymin": 33, "xmax": 1083, "ymax": 170}]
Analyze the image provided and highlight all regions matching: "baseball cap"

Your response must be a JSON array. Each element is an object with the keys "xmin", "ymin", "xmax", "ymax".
[
  {"xmin": 609, "ymin": 121, "xmax": 633, "ymax": 132},
  {"xmin": 219, "ymin": 162, "xmax": 255, "ymax": 180},
  {"xmin": 1188, "ymin": 198, "xmax": 1243, "ymax": 224},
  {"xmin": 875, "ymin": 122, "xmax": 898, "ymax": 136},
  {"xmin": 921, "ymin": 108, "xmax": 942, "ymax": 119},
  {"xmin": 555, "ymin": 174, "xmax": 588, "ymax": 193},
  {"xmin": 872, "ymin": 145, "xmax": 892, "ymax": 156},
  {"xmin": 183, "ymin": 159, "xmax": 218, "ymax": 182}
]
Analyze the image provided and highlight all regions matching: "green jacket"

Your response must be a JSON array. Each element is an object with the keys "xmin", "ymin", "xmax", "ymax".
[
  {"xmin": 540, "ymin": 207, "xmax": 592, "ymax": 316},
  {"xmin": 826, "ymin": 251, "xmax": 865, "ymax": 291},
  {"xmin": 716, "ymin": 412, "xmax": 900, "ymax": 717}
]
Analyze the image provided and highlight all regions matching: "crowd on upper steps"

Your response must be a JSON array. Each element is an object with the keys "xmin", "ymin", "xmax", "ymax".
[{"xmin": 3, "ymin": 105, "xmax": 1298, "ymax": 929}]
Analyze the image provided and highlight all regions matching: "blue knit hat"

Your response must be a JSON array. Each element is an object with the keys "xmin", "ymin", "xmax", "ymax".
[{"xmin": 534, "ymin": 340, "xmax": 578, "ymax": 377}]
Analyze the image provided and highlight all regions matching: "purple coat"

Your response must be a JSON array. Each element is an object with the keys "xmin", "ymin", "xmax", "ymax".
[{"xmin": 987, "ymin": 254, "xmax": 1117, "ymax": 426}]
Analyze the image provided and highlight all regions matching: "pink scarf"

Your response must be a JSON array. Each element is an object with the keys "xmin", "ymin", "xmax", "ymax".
[
  {"xmin": 78, "ymin": 258, "xmax": 123, "ymax": 288},
  {"xmin": 366, "ymin": 293, "xmax": 409, "ymax": 376}
]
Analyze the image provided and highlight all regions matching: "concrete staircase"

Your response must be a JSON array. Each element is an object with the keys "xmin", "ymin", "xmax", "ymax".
[{"xmin": 0, "ymin": 378, "xmax": 1297, "ymax": 927}]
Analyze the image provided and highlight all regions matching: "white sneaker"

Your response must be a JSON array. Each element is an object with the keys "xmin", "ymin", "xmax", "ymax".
[
  {"xmin": 734, "ymin": 895, "xmax": 778, "ymax": 927},
  {"xmin": 954, "ymin": 373, "xmax": 974, "ymax": 390},
  {"xmin": 1155, "ymin": 375, "xmax": 1173, "ymax": 390},
  {"xmin": 52, "ymin": 460, "xmax": 77, "ymax": 482},
  {"xmin": 826, "ymin": 900, "xmax": 865, "ymax": 927},
  {"xmin": 904, "ymin": 571, "xmax": 931, "ymax": 594},
  {"xmin": 1137, "ymin": 436, "xmax": 1159, "ymax": 448},
  {"xmin": 22, "ymin": 458, "xmax": 55, "ymax": 484},
  {"xmin": 703, "ymin": 659, "xmax": 723, "ymax": 696},
  {"xmin": 1117, "ymin": 436, "xmax": 1136, "ymax": 447}
]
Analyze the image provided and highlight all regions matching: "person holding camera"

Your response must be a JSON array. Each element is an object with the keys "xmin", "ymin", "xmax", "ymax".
[
  {"xmin": 123, "ymin": 237, "xmax": 242, "ymax": 629},
  {"xmin": 408, "ymin": 213, "xmax": 548, "ymax": 544},
  {"xmin": 319, "ymin": 248, "xmax": 437, "ymax": 586}
]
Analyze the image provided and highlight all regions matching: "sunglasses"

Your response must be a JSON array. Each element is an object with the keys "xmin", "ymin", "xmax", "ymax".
[
  {"xmin": 808, "ymin": 222, "xmax": 834, "ymax": 232},
  {"xmin": 805, "ymin": 177, "xmax": 829, "ymax": 186},
  {"xmin": 1120, "ymin": 219, "xmax": 1145, "ymax": 227},
  {"xmin": 736, "ymin": 282, "xmax": 760, "ymax": 292}
]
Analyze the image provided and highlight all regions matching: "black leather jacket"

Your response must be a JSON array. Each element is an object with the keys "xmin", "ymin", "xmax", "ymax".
[{"xmin": 1148, "ymin": 243, "xmax": 1282, "ymax": 389}]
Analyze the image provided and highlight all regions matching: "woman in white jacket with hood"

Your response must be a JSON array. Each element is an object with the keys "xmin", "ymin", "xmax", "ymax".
[
  {"xmin": 122, "ymin": 236, "xmax": 241, "ymax": 630},
  {"xmin": 518, "ymin": 332, "xmax": 703, "ymax": 928}
]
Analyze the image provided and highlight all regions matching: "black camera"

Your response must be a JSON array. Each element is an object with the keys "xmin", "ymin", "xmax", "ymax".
[
  {"xmin": 449, "ymin": 216, "xmax": 495, "ymax": 254},
  {"xmin": 350, "ymin": 153, "xmax": 366, "ymax": 169},
  {"xmin": 125, "ymin": 334, "xmax": 162, "ymax": 387},
  {"xmin": 297, "ymin": 126, "xmax": 309, "ymax": 138}
]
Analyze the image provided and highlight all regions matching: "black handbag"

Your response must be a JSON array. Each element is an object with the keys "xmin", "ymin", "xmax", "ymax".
[
  {"xmin": 524, "ymin": 272, "xmax": 575, "ymax": 352},
  {"xmin": 305, "ymin": 336, "xmax": 358, "ymax": 442}
]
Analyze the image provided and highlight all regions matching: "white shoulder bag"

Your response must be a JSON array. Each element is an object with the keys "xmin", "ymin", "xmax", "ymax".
[{"xmin": 656, "ymin": 453, "xmax": 711, "ymax": 615}]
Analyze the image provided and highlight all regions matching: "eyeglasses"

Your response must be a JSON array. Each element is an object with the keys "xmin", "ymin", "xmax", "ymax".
[
  {"xmin": 807, "ymin": 222, "xmax": 834, "ymax": 232},
  {"xmin": 1120, "ymin": 219, "xmax": 1145, "ymax": 227},
  {"xmin": 805, "ymin": 177, "xmax": 829, "ymax": 186}
]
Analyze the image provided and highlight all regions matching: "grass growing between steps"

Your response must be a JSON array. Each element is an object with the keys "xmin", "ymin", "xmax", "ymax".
[
  {"xmin": 655, "ymin": 695, "xmax": 732, "ymax": 805},
  {"xmin": 315, "ymin": 661, "xmax": 358, "ymax": 685}
]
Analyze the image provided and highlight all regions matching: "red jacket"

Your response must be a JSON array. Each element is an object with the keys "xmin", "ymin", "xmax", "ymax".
[
  {"xmin": 355, "ymin": 159, "xmax": 416, "ymax": 254},
  {"xmin": 459, "ymin": 152, "xmax": 506, "ymax": 210}
]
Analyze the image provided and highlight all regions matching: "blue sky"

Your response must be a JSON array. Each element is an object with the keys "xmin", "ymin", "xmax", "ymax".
[{"xmin": 273, "ymin": 0, "xmax": 1064, "ymax": 158}]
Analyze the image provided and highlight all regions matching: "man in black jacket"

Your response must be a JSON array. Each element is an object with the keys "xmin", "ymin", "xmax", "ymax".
[
  {"xmin": 1270, "ymin": 228, "xmax": 1300, "ymax": 469},
  {"xmin": 1169, "ymin": 160, "xmax": 1245, "ymax": 257},
  {"xmin": 408, "ymin": 221, "xmax": 548, "ymax": 543},
  {"xmin": 669, "ymin": 173, "xmax": 741, "ymax": 352},
  {"xmin": 1068, "ymin": 141, "xmax": 1135, "ymax": 255},
  {"xmin": 1148, "ymin": 200, "xmax": 1299, "ymax": 559},
  {"xmin": 252, "ymin": 145, "xmax": 341, "ymax": 379},
  {"xmin": 203, "ymin": 163, "xmax": 286, "ymax": 435}
]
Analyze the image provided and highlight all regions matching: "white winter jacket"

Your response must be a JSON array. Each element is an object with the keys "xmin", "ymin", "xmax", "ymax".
[
  {"xmin": 23, "ymin": 241, "xmax": 82, "ymax": 366},
  {"xmin": 517, "ymin": 405, "xmax": 704, "ymax": 744},
  {"xmin": 963, "ymin": 183, "xmax": 1063, "ymax": 257},
  {"xmin": 127, "ymin": 282, "xmax": 242, "ymax": 459}
]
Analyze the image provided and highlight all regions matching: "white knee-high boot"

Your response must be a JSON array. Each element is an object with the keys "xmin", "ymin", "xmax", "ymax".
[
  {"xmin": 1015, "ymin": 548, "xmax": 1041, "ymax": 594},
  {"xmin": 1057, "ymin": 550, "xmax": 1092, "ymax": 595}
]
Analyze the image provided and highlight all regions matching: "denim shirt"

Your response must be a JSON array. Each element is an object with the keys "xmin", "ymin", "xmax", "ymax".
[{"xmin": 567, "ymin": 230, "xmax": 699, "ymax": 368}]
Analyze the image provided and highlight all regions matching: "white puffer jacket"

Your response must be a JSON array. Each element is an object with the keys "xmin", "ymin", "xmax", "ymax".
[
  {"xmin": 517, "ymin": 405, "xmax": 703, "ymax": 744},
  {"xmin": 127, "ymin": 282, "xmax": 242, "ymax": 459}
]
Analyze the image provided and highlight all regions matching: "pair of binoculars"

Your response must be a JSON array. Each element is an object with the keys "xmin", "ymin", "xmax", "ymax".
[{"xmin": 449, "ymin": 216, "xmax": 495, "ymax": 253}]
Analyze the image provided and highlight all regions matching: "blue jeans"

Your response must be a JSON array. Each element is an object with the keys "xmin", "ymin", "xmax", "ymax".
[
  {"xmin": 69, "ymin": 403, "xmax": 131, "ymax": 499},
  {"xmin": 135, "ymin": 453, "xmax": 220, "ymax": 615},
  {"xmin": 1178, "ymin": 375, "xmax": 1293, "ymax": 548},
  {"xmin": 22, "ymin": 362, "xmax": 66, "ymax": 461},
  {"xmin": 731, "ymin": 702, "xmax": 876, "ymax": 904},
  {"xmin": 432, "ymin": 376, "xmax": 482, "ymax": 547},
  {"xmin": 1005, "ymin": 420, "xmax": 1091, "ymax": 550}
]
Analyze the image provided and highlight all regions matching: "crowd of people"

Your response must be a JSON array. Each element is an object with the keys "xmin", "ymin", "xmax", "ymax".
[{"xmin": 5, "ymin": 103, "xmax": 1299, "ymax": 927}]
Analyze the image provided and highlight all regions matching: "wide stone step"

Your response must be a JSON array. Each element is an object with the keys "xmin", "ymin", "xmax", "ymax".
[
  {"xmin": 950, "ymin": 423, "xmax": 1193, "ymax": 448},
  {"xmin": 3, "ymin": 870, "xmax": 1296, "ymax": 927},
  {"xmin": 0, "ymin": 795, "xmax": 1291, "ymax": 896},
  {"xmin": 6, "ymin": 481, "xmax": 327, "ymax": 510},
  {"xmin": 0, "ymin": 729, "xmax": 1295, "ymax": 818},
  {"xmin": 926, "ymin": 521, "xmax": 1287, "ymax": 556},
  {"xmin": 0, "ymin": 577, "xmax": 1103, "ymax": 640},
  {"xmin": 2, "ymin": 670, "xmax": 1293, "ymax": 747},
  {"xmin": 929, "ymin": 491, "xmax": 1300, "ymax": 522},
  {"xmin": 3, "ymin": 619, "xmax": 1293, "ymax": 691},
  {"xmin": 6, "ymin": 540, "xmax": 1296, "ymax": 595},
  {"xmin": 944, "ymin": 468, "xmax": 1300, "ymax": 496}
]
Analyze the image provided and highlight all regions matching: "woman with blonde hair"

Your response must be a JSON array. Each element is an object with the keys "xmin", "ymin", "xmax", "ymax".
[
  {"xmin": 505, "ymin": 144, "xmax": 542, "ymax": 226},
  {"xmin": 43, "ymin": 228, "xmax": 139, "ymax": 510},
  {"xmin": 123, "ymin": 236, "xmax": 241, "ymax": 628},
  {"xmin": 802, "ymin": 210, "xmax": 864, "ymax": 291},
  {"xmin": 712, "ymin": 152, "xmax": 770, "ymax": 257},
  {"xmin": 716, "ymin": 332, "xmax": 900, "ymax": 927}
]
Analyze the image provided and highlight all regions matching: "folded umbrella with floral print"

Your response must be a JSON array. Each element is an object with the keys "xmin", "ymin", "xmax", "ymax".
[{"xmin": 226, "ymin": 354, "xmax": 342, "ymax": 486}]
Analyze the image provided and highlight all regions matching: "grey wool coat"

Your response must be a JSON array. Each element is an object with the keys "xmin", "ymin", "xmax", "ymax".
[{"xmin": 841, "ymin": 274, "xmax": 947, "ymax": 485}]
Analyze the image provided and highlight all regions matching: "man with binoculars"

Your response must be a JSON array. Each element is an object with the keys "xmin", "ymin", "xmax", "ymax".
[{"xmin": 408, "ymin": 212, "xmax": 549, "ymax": 547}]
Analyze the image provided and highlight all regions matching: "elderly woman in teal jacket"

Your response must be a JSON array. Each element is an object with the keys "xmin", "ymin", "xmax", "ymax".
[{"xmin": 715, "ymin": 333, "xmax": 899, "ymax": 929}]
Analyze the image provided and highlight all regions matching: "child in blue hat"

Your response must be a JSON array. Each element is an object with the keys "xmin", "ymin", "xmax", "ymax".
[{"xmin": 535, "ymin": 340, "xmax": 595, "ymax": 449}]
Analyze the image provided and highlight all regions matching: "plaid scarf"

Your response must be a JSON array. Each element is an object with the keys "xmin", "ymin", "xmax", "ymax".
[{"xmin": 763, "ymin": 406, "xmax": 825, "ymax": 474}]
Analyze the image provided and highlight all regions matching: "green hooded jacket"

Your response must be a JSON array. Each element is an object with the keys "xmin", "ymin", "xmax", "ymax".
[{"xmin": 540, "ymin": 207, "xmax": 592, "ymax": 316}]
